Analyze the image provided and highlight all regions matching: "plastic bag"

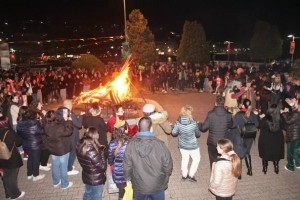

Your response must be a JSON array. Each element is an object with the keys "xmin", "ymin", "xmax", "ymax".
[{"xmin": 123, "ymin": 183, "xmax": 133, "ymax": 200}]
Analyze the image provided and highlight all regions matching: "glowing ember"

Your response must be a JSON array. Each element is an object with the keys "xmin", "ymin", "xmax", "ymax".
[{"xmin": 74, "ymin": 57, "xmax": 132, "ymax": 105}]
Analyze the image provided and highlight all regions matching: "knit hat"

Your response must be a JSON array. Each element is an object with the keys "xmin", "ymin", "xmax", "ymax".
[{"xmin": 142, "ymin": 103, "xmax": 155, "ymax": 113}]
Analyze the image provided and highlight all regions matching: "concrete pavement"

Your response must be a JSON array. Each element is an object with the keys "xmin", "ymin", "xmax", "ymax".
[{"xmin": 1, "ymin": 91, "xmax": 299, "ymax": 200}]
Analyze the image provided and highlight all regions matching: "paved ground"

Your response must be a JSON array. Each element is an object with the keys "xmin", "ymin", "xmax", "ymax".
[{"xmin": 1, "ymin": 91, "xmax": 300, "ymax": 200}]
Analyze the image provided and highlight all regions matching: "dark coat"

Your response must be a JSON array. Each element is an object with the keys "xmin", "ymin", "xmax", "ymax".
[
  {"xmin": 201, "ymin": 106, "xmax": 233, "ymax": 146},
  {"xmin": 258, "ymin": 118, "xmax": 284, "ymax": 161},
  {"xmin": 282, "ymin": 111, "xmax": 300, "ymax": 142},
  {"xmin": 44, "ymin": 120, "xmax": 73, "ymax": 156},
  {"xmin": 76, "ymin": 140, "xmax": 107, "ymax": 186},
  {"xmin": 0, "ymin": 128, "xmax": 23, "ymax": 169},
  {"xmin": 82, "ymin": 115, "xmax": 107, "ymax": 147},
  {"xmin": 17, "ymin": 119, "xmax": 44, "ymax": 150},
  {"xmin": 226, "ymin": 111, "xmax": 259, "ymax": 159},
  {"xmin": 123, "ymin": 132, "xmax": 173, "ymax": 195},
  {"xmin": 108, "ymin": 140, "xmax": 128, "ymax": 184}
]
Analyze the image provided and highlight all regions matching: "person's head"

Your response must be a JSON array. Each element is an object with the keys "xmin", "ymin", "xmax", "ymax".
[
  {"xmin": 138, "ymin": 117, "xmax": 152, "ymax": 132},
  {"xmin": 180, "ymin": 105, "xmax": 194, "ymax": 121},
  {"xmin": 0, "ymin": 116, "xmax": 10, "ymax": 129},
  {"xmin": 114, "ymin": 105, "xmax": 124, "ymax": 116},
  {"xmin": 215, "ymin": 95, "xmax": 225, "ymax": 106},
  {"xmin": 114, "ymin": 120, "xmax": 131, "ymax": 142},
  {"xmin": 81, "ymin": 126, "xmax": 104, "ymax": 155},
  {"xmin": 63, "ymin": 100, "xmax": 73, "ymax": 111},
  {"xmin": 17, "ymin": 106, "xmax": 37, "ymax": 121},
  {"xmin": 89, "ymin": 103, "xmax": 101, "ymax": 116},
  {"xmin": 142, "ymin": 103, "xmax": 155, "ymax": 117},
  {"xmin": 45, "ymin": 110, "xmax": 56, "ymax": 123},
  {"xmin": 217, "ymin": 139, "xmax": 241, "ymax": 178}
]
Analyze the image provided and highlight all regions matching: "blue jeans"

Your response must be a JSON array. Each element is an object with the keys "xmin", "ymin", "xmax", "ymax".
[
  {"xmin": 135, "ymin": 191, "xmax": 165, "ymax": 200},
  {"xmin": 83, "ymin": 184, "xmax": 104, "ymax": 200},
  {"xmin": 51, "ymin": 153, "xmax": 70, "ymax": 188}
]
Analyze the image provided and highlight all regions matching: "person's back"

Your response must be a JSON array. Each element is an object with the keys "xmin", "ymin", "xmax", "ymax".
[{"xmin": 123, "ymin": 117, "xmax": 173, "ymax": 199}]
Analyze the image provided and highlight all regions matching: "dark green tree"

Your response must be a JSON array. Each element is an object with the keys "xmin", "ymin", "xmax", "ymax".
[
  {"xmin": 72, "ymin": 54, "xmax": 105, "ymax": 70},
  {"xmin": 249, "ymin": 21, "xmax": 282, "ymax": 62},
  {"xmin": 127, "ymin": 9, "xmax": 157, "ymax": 64},
  {"xmin": 177, "ymin": 21, "xmax": 210, "ymax": 64}
]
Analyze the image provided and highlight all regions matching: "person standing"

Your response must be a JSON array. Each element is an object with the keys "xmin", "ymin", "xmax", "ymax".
[
  {"xmin": 123, "ymin": 117, "xmax": 173, "ymax": 200},
  {"xmin": 281, "ymin": 98, "xmax": 300, "ymax": 172},
  {"xmin": 172, "ymin": 105, "xmax": 201, "ymax": 182},
  {"xmin": 200, "ymin": 95, "xmax": 233, "ymax": 169},
  {"xmin": 0, "ymin": 115, "xmax": 25, "ymax": 199},
  {"xmin": 258, "ymin": 105, "xmax": 284, "ymax": 174},
  {"xmin": 43, "ymin": 109, "xmax": 73, "ymax": 189},
  {"xmin": 76, "ymin": 127, "xmax": 107, "ymax": 200},
  {"xmin": 209, "ymin": 139, "xmax": 241, "ymax": 200}
]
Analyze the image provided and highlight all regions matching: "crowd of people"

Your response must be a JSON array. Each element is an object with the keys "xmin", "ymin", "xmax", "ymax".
[{"xmin": 0, "ymin": 60, "xmax": 300, "ymax": 200}]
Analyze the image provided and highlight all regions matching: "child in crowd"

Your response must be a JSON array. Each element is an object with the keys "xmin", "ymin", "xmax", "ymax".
[{"xmin": 209, "ymin": 139, "xmax": 241, "ymax": 200}]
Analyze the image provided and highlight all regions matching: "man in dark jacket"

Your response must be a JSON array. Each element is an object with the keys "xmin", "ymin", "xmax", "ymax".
[
  {"xmin": 200, "ymin": 95, "xmax": 233, "ymax": 169},
  {"xmin": 123, "ymin": 117, "xmax": 173, "ymax": 200}
]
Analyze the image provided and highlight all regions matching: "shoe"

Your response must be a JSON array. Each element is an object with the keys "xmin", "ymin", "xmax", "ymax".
[
  {"xmin": 284, "ymin": 166, "xmax": 294, "ymax": 172},
  {"xmin": 181, "ymin": 176, "xmax": 187, "ymax": 181},
  {"xmin": 296, "ymin": 166, "xmax": 300, "ymax": 169},
  {"xmin": 11, "ymin": 191, "xmax": 25, "ymax": 199},
  {"xmin": 27, "ymin": 175, "xmax": 33, "ymax": 180},
  {"xmin": 187, "ymin": 176, "xmax": 197, "ymax": 182},
  {"xmin": 33, "ymin": 174, "xmax": 45, "ymax": 181},
  {"xmin": 53, "ymin": 180, "xmax": 61, "ymax": 188},
  {"xmin": 67, "ymin": 169, "xmax": 79, "ymax": 175},
  {"xmin": 62, "ymin": 182, "xmax": 73, "ymax": 190},
  {"xmin": 39, "ymin": 165, "xmax": 51, "ymax": 171},
  {"xmin": 47, "ymin": 163, "xmax": 52, "ymax": 167},
  {"xmin": 23, "ymin": 155, "xmax": 28, "ymax": 161}
]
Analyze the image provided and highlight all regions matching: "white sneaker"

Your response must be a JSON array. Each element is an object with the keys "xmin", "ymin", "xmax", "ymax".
[
  {"xmin": 33, "ymin": 174, "xmax": 45, "ymax": 181},
  {"xmin": 11, "ymin": 191, "xmax": 25, "ymax": 199},
  {"xmin": 296, "ymin": 166, "xmax": 300, "ymax": 169},
  {"xmin": 27, "ymin": 175, "xmax": 33, "ymax": 180},
  {"xmin": 62, "ymin": 182, "xmax": 73, "ymax": 190},
  {"xmin": 53, "ymin": 180, "xmax": 61, "ymax": 188},
  {"xmin": 39, "ymin": 165, "xmax": 51, "ymax": 171},
  {"xmin": 47, "ymin": 163, "xmax": 52, "ymax": 167},
  {"xmin": 67, "ymin": 169, "xmax": 79, "ymax": 175}
]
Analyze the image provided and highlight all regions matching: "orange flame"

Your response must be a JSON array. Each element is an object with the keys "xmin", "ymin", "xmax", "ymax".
[{"xmin": 74, "ymin": 56, "xmax": 133, "ymax": 105}]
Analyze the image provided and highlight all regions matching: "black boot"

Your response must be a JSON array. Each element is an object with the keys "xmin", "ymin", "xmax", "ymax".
[
  {"xmin": 245, "ymin": 156, "xmax": 251, "ymax": 176},
  {"xmin": 248, "ymin": 155, "xmax": 253, "ymax": 176},
  {"xmin": 273, "ymin": 160, "xmax": 279, "ymax": 174},
  {"xmin": 262, "ymin": 160, "xmax": 268, "ymax": 174}
]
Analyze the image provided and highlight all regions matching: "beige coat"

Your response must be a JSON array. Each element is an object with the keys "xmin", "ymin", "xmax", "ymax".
[
  {"xmin": 149, "ymin": 111, "xmax": 172, "ymax": 147},
  {"xmin": 209, "ymin": 156, "xmax": 238, "ymax": 197}
]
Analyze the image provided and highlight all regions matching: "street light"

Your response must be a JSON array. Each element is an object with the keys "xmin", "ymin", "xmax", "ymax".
[{"xmin": 287, "ymin": 34, "xmax": 300, "ymax": 65}]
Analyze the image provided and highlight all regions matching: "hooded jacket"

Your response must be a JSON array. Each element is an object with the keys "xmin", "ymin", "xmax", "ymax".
[
  {"xmin": 123, "ymin": 132, "xmax": 173, "ymax": 194},
  {"xmin": 201, "ymin": 106, "xmax": 233, "ymax": 146},
  {"xmin": 172, "ymin": 116, "xmax": 200, "ymax": 150},
  {"xmin": 282, "ymin": 111, "xmax": 300, "ymax": 142}
]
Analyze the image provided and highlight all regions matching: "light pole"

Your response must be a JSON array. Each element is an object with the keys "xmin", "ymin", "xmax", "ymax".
[
  {"xmin": 287, "ymin": 34, "xmax": 300, "ymax": 65},
  {"xmin": 123, "ymin": 0, "xmax": 127, "ymax": 42}
]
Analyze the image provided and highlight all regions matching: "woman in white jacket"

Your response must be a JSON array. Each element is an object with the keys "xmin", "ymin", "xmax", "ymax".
[{"xmin": 209, "ymin": 139, "xmax": 241, "ymax": 200}]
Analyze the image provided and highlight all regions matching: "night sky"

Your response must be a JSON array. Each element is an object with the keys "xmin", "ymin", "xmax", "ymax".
[{"xmin": 1, "ymin": 0, "xmax": 300, "ymax": 43}]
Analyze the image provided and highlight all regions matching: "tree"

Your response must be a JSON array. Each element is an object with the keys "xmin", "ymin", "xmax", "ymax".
[
  {"xmin": 127, "ymin": 9, "xmax": 157, "ymax": 64},
  {"xmin": 177, "ymin": 20, "xmax": 210, "ymax": 64},
  {"xmin": 249, "ymin": 21, "xmax": 282, "ymax": 62},
  {"xmin": 72, "ymin": 54, "xmax": 105, "ymax": 70}
]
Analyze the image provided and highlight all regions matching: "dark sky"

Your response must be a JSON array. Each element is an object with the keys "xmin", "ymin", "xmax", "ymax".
[{"xmin": 1, "ymin": 0, "xmax": 300, "ymax": 42}]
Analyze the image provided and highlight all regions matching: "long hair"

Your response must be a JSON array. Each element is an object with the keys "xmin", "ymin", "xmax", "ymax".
[
  {"xmin": 81, "ymin": 127, "xmax": 104, "ymax": 155},
  {"xmin": 218, "ymin": 139, "xmax": 241, "ymax": 178},
  {"xmin": 266, "ymin": 104, "xmax": 281, "ymax": 132},
  {"xmin": 114, "ymin": 124, "xmax": 131, "ymax": 143},
  {"xmin": 17, "ymin": 106, "xmax": 37, "ymax": 121},
  {"xmin": 179, "ymin": 105, "xmax": 194, "ymax": 121}
]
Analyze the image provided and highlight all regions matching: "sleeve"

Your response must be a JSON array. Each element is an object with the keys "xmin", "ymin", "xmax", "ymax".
[
  {"xmin": 107, "ymin": 141, "xmax": 116, "ymax": 166},
  {"xmin": 160, "ymin": 120, "xmax": 172, "ymax": 134},
  {"xmin": 162, "ymin": 146, "xmax": 173, "ymax": 176},
  {"xmin": 100, "ymin": 118, "xmax": 108, "ymax": 147},
  {"xmin": 127, "ymin": 124, "xmax": 138, "ymax": 136},
  {"xmin": 231, "ymin": 88, "xmax": 246, "ymax": 99},
  {"xmin": 282, "ymin": 113, "xmax": 299, "ymax": 125},
  {"xmin": 123, "ymin": 142, "xmax": 133, "ymax": 181},
  {"xmin": 71, "ymin": 112, "xmax": 83, "ymax": 129},
  {"xmin": 171, "ymin": 122, "xmax": 179, "ymax": 136},
  {"xmin": 90, "ymin": 149, "xmax": 107, "ymax": 172},
  {"xmin": 201, "ymin": 113, "xmax": 211, "ymax": 132},
  {"xmin": 195, "ymin": 123, "xmax": 201, "ymax": 138},
  {"xmin": 61, "ymin": 121, "xmax": 73, "ymax": 137},
  {"xmin": 209, "ymin": 162, "xmax": 224, "ymax": 189}
]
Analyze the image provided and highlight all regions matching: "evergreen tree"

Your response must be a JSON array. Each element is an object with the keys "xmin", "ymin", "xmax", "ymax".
[
  {"xmin": 250, "ymin": 21, "xmax": 282, "ymax": 62},
  {"xmin": 127, "ymin": 9, "xmax": 157, "ymax": 64},
  {"xmin": 177, "ymin": 21, "xmax": 210, "ymax": 64}
]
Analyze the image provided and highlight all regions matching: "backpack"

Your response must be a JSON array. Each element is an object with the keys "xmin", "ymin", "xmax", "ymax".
[
  {"xmin": 239, "ymin": 117, "xmax": 257, "ymax": 139},
  {"xmin": 0, "ymin": 130, "xmax": 13, "ymax": 160}
]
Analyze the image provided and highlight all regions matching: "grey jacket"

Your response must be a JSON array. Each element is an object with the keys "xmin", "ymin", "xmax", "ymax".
[{"xmin": 123, "ymin": 132, "xmax": 173, "ymax": 194}]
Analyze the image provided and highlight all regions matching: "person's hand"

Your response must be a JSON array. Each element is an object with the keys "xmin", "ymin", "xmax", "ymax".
[
  {"xmin": 42, "ymin": 110, "xmax": 47, "ymax": 116},
  {"xmin": 80, "ymin": 111, "xmax": 85, "ymax": 115}
]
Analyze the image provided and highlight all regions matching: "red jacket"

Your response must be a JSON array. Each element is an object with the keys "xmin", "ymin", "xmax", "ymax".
[{"xmin": 107, "ymin": 115, "xmax": 138, "ymax": 136}]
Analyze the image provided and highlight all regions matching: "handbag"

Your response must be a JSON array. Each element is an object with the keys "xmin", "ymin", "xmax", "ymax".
[
  {"xmin": 0, "ymin": 130, "xmax": 13, "ymax": 160},
  {"xmin": 239, "ymin": 117, "xmax": 257, "ymax": 139}
]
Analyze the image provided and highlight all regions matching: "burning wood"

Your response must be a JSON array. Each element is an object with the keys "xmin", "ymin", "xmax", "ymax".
[{"xmin": 74, "ymin": 56, "xmax": 133, "ymax": 105}]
